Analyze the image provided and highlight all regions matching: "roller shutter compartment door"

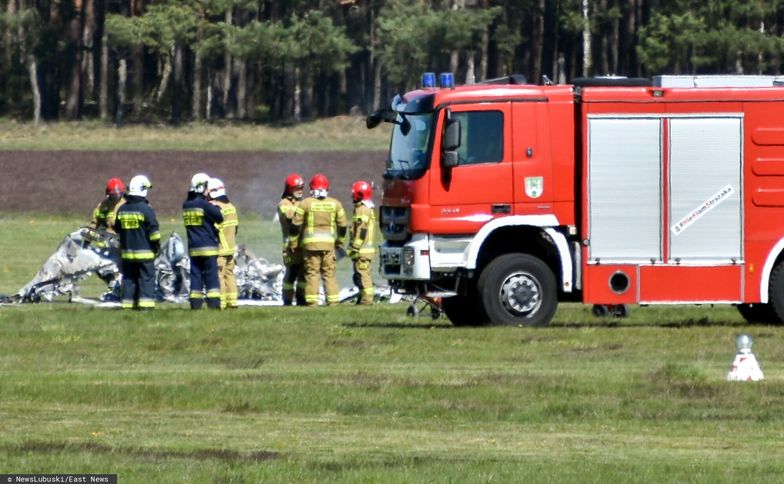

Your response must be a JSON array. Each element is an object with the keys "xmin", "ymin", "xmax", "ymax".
[{"xmin": 588, "ymin": 117, "xmax": 662, "ymax": 262}]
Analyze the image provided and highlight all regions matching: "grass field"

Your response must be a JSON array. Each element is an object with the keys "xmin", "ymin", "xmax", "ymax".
[
  {"xmin": 2, "ymin": 215, "xmax": 784, "ymax": 482},
  {"xmin": 0, "ymin": 117, "xmax": 391, "ymax": 151}
]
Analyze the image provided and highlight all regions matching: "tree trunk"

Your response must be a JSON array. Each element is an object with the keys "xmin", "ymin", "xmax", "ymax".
[
  {"xmin": 235, "ymin": 57, "xmax": 247, "ymax": 119},
  {"xmin": 5, "ymin": 0, "xmax": 16, "ymax": 67},
  {"xmin": 116, "ymin": 57, "xmax": 127, "ymax": 125},
  {"xmin": 65, "ymin": 7, "xmax": 83, "ymax": 120},
  {"xmin": 156, "ymin": 51, "xmax": 172, "ymax": 103},
  {"xmin": 293, "ymin": 65, "xmax": 301, "ymax": 122},
  {"xmin": 610, "ymin": 0, "xmax": 619, "ymax": 74},
  {"xmin": 531, "ymin": 0, "xmax": 545, "ymax": 83},
  {"xmin": 598, "ymin": 0, "xmax": 609, "ymax": 75},
  {"xmin": 372, "ymin": 58, "xmax": 381, "ymax": 111},
  {"xmin": 223, "ymin": 7, "xmax": 234, "ymax": 119},
  {"xmin": 582, "ymin": 0, "xmax": 592, "ymax": 77},
  {"xmin": 81, "ymin": 0, "xmax": 96, "ymax": 101},
  {"xmin": 206, "ymin": 82, "xmax": 212, "ymax": 122},
  {"xmin": 28, "ymin": 54, "xmax": 41, "ymax": 125},
  {"xmin": 171, "ymin": 43, "xmax": 184, "ymax": 123},
  {"xmin": 245, "ymin": 63, "xmax": 255, "ymax": 120},
  {"xmin": 192, "ymin": 48, "xmax": 202, "ymax": 121},
  {"xmin": 465, "ymin": 53, "xmax": 475, "ymax": 84},
  {"xmin": 479, "ymin": 8, "xmax": 489, "ymax": 81},
  {"xmin": 301, "ymin": 63, "xmax": 314, "ymax": 120},
  {"xmin": 99, "ymin": 28, "xmax": 109, "ymax": 120}
]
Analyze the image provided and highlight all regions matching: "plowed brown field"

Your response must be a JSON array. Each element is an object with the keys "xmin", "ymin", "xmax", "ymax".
[{"xmin": 0, "ymin": 150, "xmax": 386, "ymax": 217}]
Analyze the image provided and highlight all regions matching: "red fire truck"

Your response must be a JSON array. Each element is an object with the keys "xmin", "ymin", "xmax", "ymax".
[{"xmin": 367, "ymin": 73, "xmax": 784, "ymax": 326}]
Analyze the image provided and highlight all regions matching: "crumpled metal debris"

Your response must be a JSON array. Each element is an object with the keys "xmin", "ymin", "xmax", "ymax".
[
  {"xmin": 9, "ymin": 227, "xmax": 120, "ymax": 303},
  {"xmin": 234, "ymin": 244, "xmax": 284, "ymax": 303},
  {"xmin": 155, "ymin": 232, "xmax": 190, "ymax": 303},
  {"xmin": 4, "ymin": 229, "xmax": 397, "ymax": 308}
]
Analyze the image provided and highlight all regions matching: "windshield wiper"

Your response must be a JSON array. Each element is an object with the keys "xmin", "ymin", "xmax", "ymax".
[{"xmin": 385, "ymin": 159, "xmax": 412, "ymax": 180}]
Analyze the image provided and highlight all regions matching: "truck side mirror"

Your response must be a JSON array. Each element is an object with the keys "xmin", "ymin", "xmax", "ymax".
[
  {"xmin": 442, "ymin": 117, "xmax": 461, "ymax": 168},
  {"xmin": 366, "ymin": 111, "xmax": 383, "ymax": 129}
]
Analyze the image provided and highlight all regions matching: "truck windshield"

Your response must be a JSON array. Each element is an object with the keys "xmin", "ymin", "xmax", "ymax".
[{"xmin": 385, "ymin": 113, "xmax": 432, "ymax": 179}]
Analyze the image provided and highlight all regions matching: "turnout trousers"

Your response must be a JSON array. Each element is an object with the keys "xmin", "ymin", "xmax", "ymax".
[
  {"xmin": 302, "ymin": 248, "xmax": 340, "ymax": 306},
  {"xmin": 189, "ymin": 255, "xmax": 221, "ymax": 309},
  {"xmin": 352, "ymin": 256, "xmax": 374, "ymax": 305},
  {"xmin": 217, "ymin": 255, "xmax": 238, "ymax": 309},
  {"xmin": 282, "ymin": 259, "xmax": 305, "ymax": 306},
  {"xmin": 121, "ymin": 260, "xmax": 156, "ymax": 309}
]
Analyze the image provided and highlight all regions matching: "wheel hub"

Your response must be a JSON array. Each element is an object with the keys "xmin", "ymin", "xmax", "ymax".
[{"xmin": 499, "ymin": 272, "xmax": 541, "ymax": 315}]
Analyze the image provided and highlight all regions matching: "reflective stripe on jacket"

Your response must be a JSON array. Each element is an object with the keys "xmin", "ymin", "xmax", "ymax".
[
  {"xmin": 92, "ymin": 197, "xmax": 125, "ymax": 234},
  {"xmin": 278, "ymin": 196, "xmax": 300, "ymax": 248},
  {"xmin": 212, "ymin": 198, "xmax": 239, "ymax": 257},
  {"xmin": 351, "ymin": 201, "xmax": 377, "ymax": 256},
  {"xmin": 182, "ymin": 193, "xmax": 224, "ymax": 257},
  {"xmin": 114, "ymin": 196, "xmax": 160, "ymax": 260},
  {"xmin": 291, "ymin": 196, "xmax": 347, "ymax": 251}
]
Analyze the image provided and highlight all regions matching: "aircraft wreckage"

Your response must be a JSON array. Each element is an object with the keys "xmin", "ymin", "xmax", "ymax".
[{"xmin": 1, "ymin": 227, "xmax": 400, "ymax": 308}]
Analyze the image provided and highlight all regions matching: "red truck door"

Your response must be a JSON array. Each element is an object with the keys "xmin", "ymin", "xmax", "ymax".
[{"xmin": 429, "ymin": 103, "xmax": 514, "ymax": 233}]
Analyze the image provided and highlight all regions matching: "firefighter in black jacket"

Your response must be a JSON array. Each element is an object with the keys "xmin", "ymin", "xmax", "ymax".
[
  {"xmin": 183, "ymin": 172, "xmax": 224, "ymax": 309},
  {"xmin": 113, "ymin": 174, "xmax": 160, "ymax": 309}
]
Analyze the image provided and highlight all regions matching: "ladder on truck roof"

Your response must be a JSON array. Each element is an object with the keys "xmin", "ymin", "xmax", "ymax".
[{"xmin": 654, "ymin": 75, "xmax": 784, "ymax": 88}]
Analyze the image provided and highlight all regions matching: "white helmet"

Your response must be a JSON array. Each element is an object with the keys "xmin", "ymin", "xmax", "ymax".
[
  {"xmin": 190, "ymin": 172, "xmax": 210, "ymax": 192},
  {"xmin": 128, "ymin": 175, "xmax": 151, "ymax": 197},
  {"xmin": 207, "ymin": 177, "xmax": 226, "ymax": 198}
]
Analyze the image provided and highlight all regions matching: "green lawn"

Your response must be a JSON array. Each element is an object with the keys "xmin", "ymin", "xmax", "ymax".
[
  {"xmin": 0, "ymin": 117, "xmax": 391, "ymax": 151},
  {"xmin": 1, "ymin": 215, "xmax": 783, "ymax": 482}
]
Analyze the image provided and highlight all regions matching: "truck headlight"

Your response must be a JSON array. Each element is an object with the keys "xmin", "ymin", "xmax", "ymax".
[{"xmin": 402, "ymin": 246, "xmax": 415, "ymax": 275}]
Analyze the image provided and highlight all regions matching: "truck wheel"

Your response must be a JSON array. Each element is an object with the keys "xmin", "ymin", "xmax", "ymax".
[
  {"xmin": 766, "ymin": 260, "xmax": 784, "ymax": 324},
  {"xmin": 613, "ymin": 304, "xmax": 631, "ymax": 318},
  {"xmin": 736, "ymin": 303, "xmax": 776, "ymax": 324},
  {"xmin": 478, "ymin": 253, "xmax": 557, "ymax": 327},
  {"xmin": 441, "ymin": 292, "xmax": 488, "ymax": 326},
  {"xmin": 591, "ymin": 304, "xmax": 609, "ymax": 317}
]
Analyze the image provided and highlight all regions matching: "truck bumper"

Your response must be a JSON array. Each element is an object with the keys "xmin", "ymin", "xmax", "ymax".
[{"xmin": 379, "ymin": 234, "xmax": 431, "ymax": 281}]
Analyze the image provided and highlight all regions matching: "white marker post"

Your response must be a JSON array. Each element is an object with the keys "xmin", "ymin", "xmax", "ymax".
[{"xmin": 727, "ymin": 334, "xmax": 764, "ymax": 382}]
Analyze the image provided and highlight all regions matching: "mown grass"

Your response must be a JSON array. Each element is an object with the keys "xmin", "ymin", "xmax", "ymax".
[
  {"xmin": 0, "ymin": 117, "xmax": 391, "ymax": 151},
  {"xmin": 1, "ymin": 214, "xmax": 783, "ymax": 482}
]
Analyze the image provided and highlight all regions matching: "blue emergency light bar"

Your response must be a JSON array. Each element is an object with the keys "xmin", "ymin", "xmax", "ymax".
[
  {"xmin": 422, "ymin": 72, "xmax": 436, "ymax": 88},
  {"xmin": 440, "ymin": 72, "xmax": 454, "ymax": 89}
]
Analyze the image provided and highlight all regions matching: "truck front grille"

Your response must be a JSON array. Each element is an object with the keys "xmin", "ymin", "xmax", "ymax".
[{"xmin": 380, "ymin": 206, "xmax": 410, "ymax": 242}]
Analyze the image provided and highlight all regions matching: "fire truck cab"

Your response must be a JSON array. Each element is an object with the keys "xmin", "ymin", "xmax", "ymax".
[{"xmin": 369, "ymin": 73, "xmax": 784, "ymax": 326}]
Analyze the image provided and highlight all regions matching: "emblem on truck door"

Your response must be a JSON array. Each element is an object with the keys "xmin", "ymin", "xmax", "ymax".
[{"xmin": 525, "ymin": 176, "xmax": 544, "ymax": 198}]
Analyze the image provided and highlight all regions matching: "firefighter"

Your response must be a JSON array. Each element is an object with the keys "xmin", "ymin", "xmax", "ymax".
[
  {"xmin": 349, "ymin": 180, "xmax": 377, "ymax": 305},
  {"xmin": 91, "ymin": 177, "xmax": 126, "ymax": 234},
  {"xmin": 289, "ymin": 173, "xmax": 348, "ymax": 306},
  {"xmin": 183, "ymin": 172, "xmax": 224, "ymax": 310},
  {"xmin": 208, "ymin": 177, "xmax": 239, "ymax": 309},
  {"xmin": 278, "ymin": 173, "xmax": 306, "ymax": 305},
  {"xmin": 113, "ymin": 175, "xmax": 160, "ymax": 310}
]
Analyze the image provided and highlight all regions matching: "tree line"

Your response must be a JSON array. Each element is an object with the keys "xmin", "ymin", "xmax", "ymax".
[{"xmin": 2, "ymin": 0, "xmax": 784, "ymax": 125}]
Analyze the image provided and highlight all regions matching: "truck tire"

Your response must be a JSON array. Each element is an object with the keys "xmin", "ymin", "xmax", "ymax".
[
  {"xmin": 736, "ymin": 303, "xmax": 777, "ymax": 324},
  {"xmin": 478, "ymin": 253, "xmax": 557, "ymax": 327},
  {"xmin": 767, "ymin": 260, "xmax": 784, "ymax": 324},
  {"xmin": 442, "ymin": 292, "xmax": 488, "ymax": 327}
]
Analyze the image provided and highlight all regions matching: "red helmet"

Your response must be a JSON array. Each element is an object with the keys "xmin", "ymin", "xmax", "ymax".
[
  {"xmin": 105, "ymin": 178, "xmax": 126, "ymax": 197},
  {"xmin": 352, "ymin": 180, "xmax": 372, "ymax": 202},
  {"xmin": 285, "ymin": 173, "xmax": 304, "ymax": 193},
  {"xmin": 310, "ymin": 173, "xmax": 330, "ymax": 191}
]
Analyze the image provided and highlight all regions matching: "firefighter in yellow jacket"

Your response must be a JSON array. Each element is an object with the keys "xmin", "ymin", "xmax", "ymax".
[
  {"xmin": 278, "ymin": 173, "xmax": 306, "ymax": 305},
  {"xmin": 349, "ymin": 180, "xmax": 377, "ymax": 305},
  {"xmin": 208, "ymin": 177, "xmax": 239, "ymax": 309},
  {"xmin": 91, "ymin": 178, "xmax": 126, "ymax": 234},
  {"xmin": 289, "ymin": 173, "xmax": 348, "ymax": 306}
]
